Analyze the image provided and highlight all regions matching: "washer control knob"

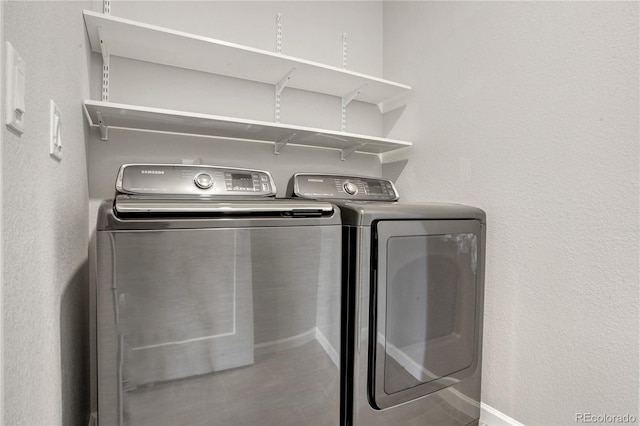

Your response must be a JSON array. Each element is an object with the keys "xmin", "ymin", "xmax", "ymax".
[
  {"xmin": 194, "ymin": 173, "xmax": 213, "ymax": 189},
  {"xmin": 343, "ymin": 181, "xmax": 358, "ymax": 195}
]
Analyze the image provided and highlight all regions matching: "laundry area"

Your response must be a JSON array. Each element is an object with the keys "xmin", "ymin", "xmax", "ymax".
[{"xmin": 1, "ymin": 2, "xmax": 638, "ymax": 426}]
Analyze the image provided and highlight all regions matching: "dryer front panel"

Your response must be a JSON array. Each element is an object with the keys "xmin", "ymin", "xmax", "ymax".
[{"xmin": 369, "ymin": 219, "xmax": 482, "ymax": 410}]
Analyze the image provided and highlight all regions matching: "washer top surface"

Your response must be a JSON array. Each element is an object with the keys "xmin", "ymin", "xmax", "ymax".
[{"xmin": 98, "ymin": 165, "xmax": 338, "ymax": 230}]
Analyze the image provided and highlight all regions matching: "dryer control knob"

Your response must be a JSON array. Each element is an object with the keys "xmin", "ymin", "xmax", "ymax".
[
  {"xmin": 343, "ymin": 181, "xmax": 358, "ymax": 195},
  {"xmin": 194, "ymin": 173, "xmax": 213, "ymax": 189}
]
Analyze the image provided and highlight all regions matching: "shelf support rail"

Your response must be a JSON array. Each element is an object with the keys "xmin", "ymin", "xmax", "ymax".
[
  {"xmin": 274, "ymin": 132, "xmax": 296, "ymax": 155},
  {"xmin": 341, "ymin": 142, "xmax": 367, "ymax": 161},
  {"xmin": 95, "ymin": 111, "xmax": 109, "ymax": 141},
  {"xmin": 342, "ymin": 33, "xmax": 348, "ymax": 69},
  {"xmin": 341, "ymin": 84, "xmax": 366, "ymax": 132},
  {"xmin": 103, "ymin": 0, "xmax": 111, "ymax": 15},
  {"xmin": 276, "ymin": 13, "xmax": 283, "ymax": 54},
  {"xmin": 275, "ymin": 68, "xmax": 295, "ymax": 123},
  {"xmin": 97, "ymin": 27, "xmax": 110, "ymax": 102}
]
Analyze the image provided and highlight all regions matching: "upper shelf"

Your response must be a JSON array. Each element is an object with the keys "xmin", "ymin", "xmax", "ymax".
[
  {"xmin": 83, "ymin": 100, "xmax": 412, "ymax": 160},
  {"xmin": 83, "ymin": 10, "xmax": 411, "ymax": 111}
]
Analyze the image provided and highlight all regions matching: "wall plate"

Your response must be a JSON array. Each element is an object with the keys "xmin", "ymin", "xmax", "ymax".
[
  {"xmin": 49, "ymin": 100, "xmax": 62, "ymax": 161},
  {"xmin": 5, "ymin": 41, "xmax": 26, "ymax": 134}
]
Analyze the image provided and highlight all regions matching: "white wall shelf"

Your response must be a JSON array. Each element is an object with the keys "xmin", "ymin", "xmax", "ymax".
[
  {"xmin": 83, "ymin": 10, "xmax": 411, "ymax": 111},
  {"xmin": 83, "ymin": 101, "xmax": 412, "ymax": 160}
]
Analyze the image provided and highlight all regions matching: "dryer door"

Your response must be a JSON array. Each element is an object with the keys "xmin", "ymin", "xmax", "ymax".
[{"xmin": 369, "ymin": 219, "xmax": 483, "ymax": 409}]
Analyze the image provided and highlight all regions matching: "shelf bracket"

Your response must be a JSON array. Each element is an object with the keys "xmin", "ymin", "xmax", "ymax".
[
  {"xmin": 341, "ymin": 142, "xmax": 366, "ymax": 161},
  {"xmin": 341, "ymin": 84, "xmax": 366, "ymax": 132},
  {"xmin": 274, "ymin": 133, "xmax": 296, "ymax": 155},
  {"xmin": 96, "ymin": 111, "xmax": 109, "ymax": 141},
  {"xmin": 275, "ymin": 68, "xmax": 295, "ymax": 123},
  {"xmin": 97, "ymin": 27, "xmax": 110, "ymax": 102}
]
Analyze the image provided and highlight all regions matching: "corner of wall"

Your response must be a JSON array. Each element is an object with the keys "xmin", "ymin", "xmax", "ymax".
[{"xmin": 0, "ymin": 0, "xmax": 5, "ymax": 423}]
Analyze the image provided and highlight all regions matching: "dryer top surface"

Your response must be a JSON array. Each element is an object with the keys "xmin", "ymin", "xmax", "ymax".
[{"xmin": 334, "ymin": 201, "xmax": 486, "ymax": 226}]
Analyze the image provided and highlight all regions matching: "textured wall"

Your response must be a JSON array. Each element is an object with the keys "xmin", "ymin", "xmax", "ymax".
[
  {"xmin": 3, "ymin": 1, "xmax": 91, "ymax": 424},
  {"xmin": 383, "ymin": 2, "xmax": 639, "ymax": 425}
]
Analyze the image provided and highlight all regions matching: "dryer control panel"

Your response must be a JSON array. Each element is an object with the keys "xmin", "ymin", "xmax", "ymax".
[
  {"xmin": 290, "ymin": 173, "xmax": 398, "ymax": 201},
  {"xmin": 116, "ymin": 164, "xmax": 276, "ymax": 197}
]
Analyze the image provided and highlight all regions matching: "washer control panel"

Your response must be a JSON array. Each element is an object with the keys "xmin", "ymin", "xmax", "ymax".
[
  {"xmin": 291, "ymin": 173, "xmax": 398, "ymax": 201},
  {"xmin": 116, "ymin": 164, "xmax": 276, "ymax": 196}
]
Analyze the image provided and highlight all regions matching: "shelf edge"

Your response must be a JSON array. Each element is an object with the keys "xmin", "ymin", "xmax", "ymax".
[
  {"xmin": 82, "ymin": 10, "xmax": 411, "ymax": 103},
  {"xmin": 83, "ymin": 100, "xmax": 413, "ymax": 148}
]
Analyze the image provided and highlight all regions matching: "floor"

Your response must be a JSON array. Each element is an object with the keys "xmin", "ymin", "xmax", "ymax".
[
  {"xmin": 122, "ymin": 339, "xmax": 479, "ymax": 426},
  {"xmin": 124, "ymin": 339, "xmax": 339, "ymax": 426}
]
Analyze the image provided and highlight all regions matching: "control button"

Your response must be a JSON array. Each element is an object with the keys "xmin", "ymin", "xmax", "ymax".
[
  {"xmin": 194, "ymin": 173, "xmax": 213, "ymax": 189},
  {"xmin": 343, "ymin": 181, "xmax": 358, "ymax": 195},
  {"xmin": 261, "ymin": 175, "xmax": 268, "ymax": 182},
  {"xmin": 262, "ymin": 183, "xmax": 270, "ymax": 192}
]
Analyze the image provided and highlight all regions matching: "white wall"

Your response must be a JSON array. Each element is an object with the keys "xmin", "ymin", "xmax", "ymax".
[
  {"xmin": 3, "ymin": 1, "xmax": 91, "ymax": 424},
  {"xmin": 383, "ymin": 2, "xmax": 639, "ymax": 425},
  {"xmin": 86, "ymin": 0, "xmax": 387, "ymax": 209}
]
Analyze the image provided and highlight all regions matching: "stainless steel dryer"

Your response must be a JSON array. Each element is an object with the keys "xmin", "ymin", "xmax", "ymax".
[
  {"xmin": 93, "ymin": 164, "xmax": 342, "ymax": 426},
  {"xmin": 289, "ymin": 173, "xmax": 486, "ymax": 426}
]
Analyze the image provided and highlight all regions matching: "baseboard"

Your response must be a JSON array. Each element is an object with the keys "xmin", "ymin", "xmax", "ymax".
[
  {"xmin": 480, "ymin": 403, "xmax": 525, "ymax": 426},
  {"xmin": 88, "ymin": 412, "xmax": 97, "ymax": 426},
  {"xmin": 254, "ymin": 327, "xmax": 316, "ymax": 356},
  {"xmin": 315, "ymin": 328, "xmax": 339, "ymax": 368}
]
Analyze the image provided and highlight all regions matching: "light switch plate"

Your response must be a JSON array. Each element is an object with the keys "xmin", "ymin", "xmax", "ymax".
[
  {"xmin": 5, "ymin": 41, "xmax": 26, "ymax": 134},
  {"xmin": 49, "ymin": 100, "xmax": 62, "ymax": 161}
]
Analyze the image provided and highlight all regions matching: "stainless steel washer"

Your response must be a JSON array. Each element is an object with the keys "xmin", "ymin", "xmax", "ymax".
[
  {"xmin": 93, "ymin": 164, "xmax": 342, "ymax": 426},
  {"xmin": 289, "ymin": 173, "xmax": 486, "ymax": 426}
]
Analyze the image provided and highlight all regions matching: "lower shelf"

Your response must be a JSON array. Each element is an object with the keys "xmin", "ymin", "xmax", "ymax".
[{"xmin": 83, "ymin": 100, "xmax": 412, "ymax": 161}]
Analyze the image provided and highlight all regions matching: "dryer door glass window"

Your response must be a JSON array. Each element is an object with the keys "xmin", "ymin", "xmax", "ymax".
[{"xmin": 371, "ymin": 220, "xmax": 482, "ymax": 409}]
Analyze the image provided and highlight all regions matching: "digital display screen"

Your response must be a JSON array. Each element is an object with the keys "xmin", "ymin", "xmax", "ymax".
[
  {"xmin": 231, "ymin": 173, "xmax": 254, "ymax": 189},
  {"xmin": 367, "ymin": 182, "xmax": 384, "ymax": 195}
]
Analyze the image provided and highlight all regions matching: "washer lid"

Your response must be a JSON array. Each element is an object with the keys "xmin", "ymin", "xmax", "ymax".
[{"xmin": 113, "ymin": 196, "xmax": 334, "ymax": 217}]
